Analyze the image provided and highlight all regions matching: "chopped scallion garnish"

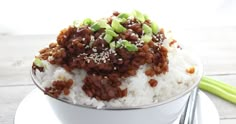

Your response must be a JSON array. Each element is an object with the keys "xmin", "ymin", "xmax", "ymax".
[
  {"xmin": 141, "ymin": 34, "xmax": 152, "ymax": 43},
  {"xmin": 72, "ymin": 20, "xmax": 81, "ymax": 28},
  {"xmin": 97, "ymin": 19, "xmax": 110, "ymax": 29},
  {"xmin": 115, "ymin": 41, "xmax": 122, "ymax": 48},
  {"xmin": 104, "ymin": 34, "xmax": 113, "ymax": 43},
  {"xmin": 125, "ymin": 43, "xmax": 138, "ymax": 52},
  {"xmin": 142, "ymin": 24, "xmax": 152, "ymax": 34},
  {"xmin": 91, "ymin": 19, "xmax": 111, "ymax": 32},
  {"xmin": 91, "ymin": 23, "xmax": 101, "ymax": 32},
  {"xmin": 122, "ymin": 40, "xmax": 138, "ymax": 52},
  {"xmin": 118, "ymin": 13, "xmax": 130, "ymax": 19},
  {"xmin": 144, "ymin": 14, "xmax": 149, "ymax": 20},
  {"xmin": 34, "ymin": 58, "xmax": 43, "ymax": 67},
  {"xmin": 83, "ymin": 18, "xmax": 94, "ymax": 26},
  {"xmin": 105, "ymin": 29, "xmax": 118, "ymax": 37},
  {"xmin": 109, "ymin": 42, "xmax": 116, "ymax": 49},
  {"xmin": 111, "ymin": 19, "xmax": 127, "ymax": 33},
  {"xmin": 151, "ymin": 22, "xmax": 159, "ymax": 34},
  {"xmin": 118, "ymin": 18, "xmax": 127, "ymax": 23},
  {"xmin": 133, "ymin": 10, "xmax": 145, "ymax": 23}
]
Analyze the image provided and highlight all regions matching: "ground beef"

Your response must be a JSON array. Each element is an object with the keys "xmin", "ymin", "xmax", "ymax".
[
  {"xmin": 186, "ymin": 66, "xmax": 195, "ymax": 74},
  {"xmin": 34, "ymin": 11, "xmax": 170, "ymax": 101},
  {"xmin": 169, "ymin": 39, "xmax": 177, "ymax": 47},
  {"xmin": 149, "ymin": 79, "xmax": 158, "ymax": 87},
  {"xmin": 45, "ymin": 79, "xmax": 74, "ymax": 98}
]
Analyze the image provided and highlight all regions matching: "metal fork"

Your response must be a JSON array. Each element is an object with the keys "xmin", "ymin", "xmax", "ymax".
[{"xmin": 179, "ymin": 88, "xmax": 199, "ymax": 124}]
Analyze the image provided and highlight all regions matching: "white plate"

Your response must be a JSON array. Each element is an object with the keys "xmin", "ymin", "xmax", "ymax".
[{"xmin": 14, "ymin": 89, "xmax": 219, "ymax": 124}]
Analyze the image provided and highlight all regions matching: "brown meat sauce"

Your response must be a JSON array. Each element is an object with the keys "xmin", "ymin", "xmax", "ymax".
[{"xmin": 33, "ymin": 12, "xmax": 170, "ymax": 101}]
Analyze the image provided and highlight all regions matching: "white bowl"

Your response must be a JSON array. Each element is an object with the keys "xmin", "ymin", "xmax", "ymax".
[{"xmin": 31, "ymin": 56, "xmax": 203, "ymax": 124}]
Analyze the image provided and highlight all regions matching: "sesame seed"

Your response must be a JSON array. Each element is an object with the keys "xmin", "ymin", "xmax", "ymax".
[
  {"xmin": 160, "ymin": 34, "xmax": 164, "ymax": 39},
  {"xmin": 82, "ymin": 53, "xmax": 88, "ymax": 56},
  {"xmin": 86, "ymin": 59, "xmax": 90, "ymax": 63},
  {"xmin": 128, "ymin": 29, "xmax": 133, "ymax": 32},
  {"xmin": 92, "ymin": 48, "xmax": 97, "ymax": 52},
  {"xmin": 153, "ymin": 42, "xmax": 159, "ymax": 46},
  {"xmin": 127, "ymin": 20, "xmax": 131, "ymax": 23},
  {"xmin": 99, "ymin": 33, "xmax": 105, "ymax": 39},
  {"xmin": 85, "ymin": 45, "xmax": 90, "ymax": 49},
  {"xmin": 90, "ymin": 36, "xmax": 95, "ymax": 41},
  {"xmin": 48, "ymin": 56, "xmax": 54, "ymax": 61},
  {"xmin": 83, "ymin": 49, "xmax": 112, "ymax": 64}
]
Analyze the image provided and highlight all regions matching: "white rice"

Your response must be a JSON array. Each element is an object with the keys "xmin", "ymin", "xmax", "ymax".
[{"xmin": 35, "ymin": 34, "xmax": 202, "ymax": 109}]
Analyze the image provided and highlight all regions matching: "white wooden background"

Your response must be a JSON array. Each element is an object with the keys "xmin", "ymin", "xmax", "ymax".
[{"xmin": 0, "ymin": 0, "xmax": 236, "ymax": 124}]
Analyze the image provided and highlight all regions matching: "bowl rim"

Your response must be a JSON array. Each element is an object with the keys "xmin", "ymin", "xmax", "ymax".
[{"xmin": 31, "ymin": 55, "xmax": 203, "ymax": 110}]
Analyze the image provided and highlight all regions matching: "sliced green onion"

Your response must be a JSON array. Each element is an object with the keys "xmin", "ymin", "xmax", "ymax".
[
  {"xmin": 142, "ymin": 24, "xmax": 152, "ymax": 34},
  {"xmin": 72, "ymin": 20, "xmax": 81, "ymax": 27},
  {"xmin": 34, "ymin": 58, "xmax": 43, "ymax": 67},
  {"xmin": 125, "ymin": 43, "xmax": 138, "ymax": 52},
  {"xmin": 91, "ymin": 23, "xmax": 101, "ymax": 32},
  {"xmin": 83, "ymin": 18, "xmax": 94, "ymax": 26},
  {"xmin": 111, "ymin": 19, "xmax": 127, "ymax": 33},
  {"xmin": 97, "ymin": 19, "xmax": 110, "ymax": 29},
  {"xmin": 104, "ymin": 34, "xmax": 113, "ymax": 43},
  {"xmin": 133, "ymin": 10, "xmax": 145, "ymax": 23},
  {"xmin": 118, "ymin": 18, "xmax": 127, "ymax": 23},
  {"xmin": 122, "ymin": 40, "xmax": 138, "ymax": 52},
  {"xmin": 144, "ymin": 14, "xmax": 149, "ymax": 20},
  {"xmin": 151, "ymin": 22, "xmax": 159, "ymax": 34},
  {"xmin": 115, "ymin": 41, "xmax": 122, "ymax": 48},
  {"xmin": 91, "ymin": 20, "xmax": 111, "ymax": 32},
  {"xmin": 118, "ymin": 13, "xmax": 130, "ymax": 19},
  {"xmin": 201, "ymin": 76, "xmax": 236, "ymax": 95},
  {"xmin": 141, "ymin": 34, "xmax": 152, "ymax": 43},
  {"xmin": 199, "ymin": 80, "xmax": 236, "ymax": 104},
  {"xmin": 105, "ymin": 29, "xmax": 118, "ymax": 37},
  {"xmin": 109, "ymin": 42, "xmax": 116, "ymax": 49}
]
